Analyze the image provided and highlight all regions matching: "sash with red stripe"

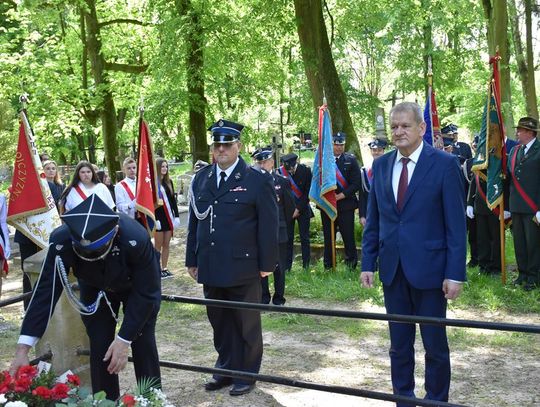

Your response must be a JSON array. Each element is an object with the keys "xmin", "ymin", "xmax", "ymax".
[
  {"xmin": 335, "ymin": 165, "xmax": 349, "ymax": 190},
  {"xmin": 74, "ymin": 184, "xmax": 88, "ymax": 200},
  {"xmin": 279, "ymin": 165, "xmax": 302, "ymax": 200},
  {"xmin": 510, "ymin": 146, "xmax": 538, "ymax": 212},
  {"xmin": 120, "ymin": 180, "xmax": 136, "ymax": 200}
]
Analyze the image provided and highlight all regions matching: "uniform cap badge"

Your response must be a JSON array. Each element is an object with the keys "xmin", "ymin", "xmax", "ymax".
[{"xmin": 129, "ymin": 240, "xmax": 137, "ymax": 247}]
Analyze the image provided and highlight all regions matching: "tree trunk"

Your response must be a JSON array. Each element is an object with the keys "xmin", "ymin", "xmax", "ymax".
[
  {"xmin": 481, "ymin": 0, "xmax": 515, "ymax": 137},
  {"xmin": 293, "ymin": 0, "xmax": 361, "ymax": 161},
  {"xmin": 83, "ymin": 0, "xmax": 120, "ymax": 179},
  {"xmin": 523, "ymin": 0, "xmax": 538, "ymax": 117},
  {"xmin": 176, "ymin": 0, "xmax": 208, "ymax": 164}
]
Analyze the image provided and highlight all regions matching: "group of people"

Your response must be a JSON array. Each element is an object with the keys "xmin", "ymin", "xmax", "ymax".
[{"xmin": 5, "ymin": 103, "xmax": 540, "ymax": 406}]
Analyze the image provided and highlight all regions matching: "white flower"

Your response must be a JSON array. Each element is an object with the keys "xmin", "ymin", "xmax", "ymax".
[
  {"xmin": 0, "ymin": 394, "xmax": 7, "ymax": 404},
  {"xmin": 5, "ymin": 402, "xmax": 29, "ymax": 407}
]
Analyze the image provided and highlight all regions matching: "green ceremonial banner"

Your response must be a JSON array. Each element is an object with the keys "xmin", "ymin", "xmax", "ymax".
[{"xmin": 471, "ymin": 80, "xmax": 504, "ymax": 210}]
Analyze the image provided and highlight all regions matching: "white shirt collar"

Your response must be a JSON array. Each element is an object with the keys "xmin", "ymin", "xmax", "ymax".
[
  {"xmin": 524, "ymin": 138, "xmax": 536, "ymax": 153},
  {"xmin": 217, "ymin": 157, "xmax": 240, "ymax": 179},
  {"xmin": 123, "ymin": 177, "xmax": 136, "ymax": 184},
  {"xmin": 396, "ymin": 141, "xmax": 424, "ymax": 165}
]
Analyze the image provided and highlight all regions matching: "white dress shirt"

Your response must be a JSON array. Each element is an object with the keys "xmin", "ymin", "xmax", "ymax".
[
  {"xmin": 64, "ymin": 182, "xmax": 115, "ymax": 212},
  {"xmin": 392, "ymin": 142, "xmax": 424, "ymax": 202},
  {"xmin": 115, "ymin": 177, "xmax": 137, "ymax": 218},
  {"xmin": 216, "ymin": 157, "xmax": 240, "ymax": 188},
  {"xmin": 523, "ymin": 138, "xmax": 536, "ymax": 155}
]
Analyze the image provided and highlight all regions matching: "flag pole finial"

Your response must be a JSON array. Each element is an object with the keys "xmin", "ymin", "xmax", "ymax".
[
  {"xmin": 322, "ymin": 89, "xmax": 327, "ymax": 106},
  {"xmin": 19, "ymin": 93, "xmax": 29, "ymax": 109},
  {"xmin": 139, "ymin": 96, "xmax": 145, "ymax": 119}
]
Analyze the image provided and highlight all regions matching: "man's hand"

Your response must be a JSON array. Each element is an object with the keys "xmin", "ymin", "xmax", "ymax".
[
  {"xmin": 503, "ymin": 211, "xmax": 511, "ymax": 220},
  {"xmin": 360, "ymin": 217, "xmax": 367, "ymax": 227},
  {"xmin": 103, "ymin": 338, "xmax": 130, "ymax": 375},
  {"xmin": 9, "ymin": 344, "xmax": 31, "ymax": 376},
  {"xmin": 336, "ymin": 192, "xmax": 346, "ymax": 201},
  {"xmin": 292, "ymin": 209, "xmax": 300, "ymax": 219},
  {"xmin": 187, "ymin": 267, "xmax": 198, "ymax": 280},
  {"xmin": 260, "ymin": 271, "xmax": 272, "ymax": 278},
  {"xmin": 360, "ymin": 271, "xmax": 374, "ymax": 288},
  {"xmin": 442, "ymin": 279, "xmax": 463, "ymax": 300}
]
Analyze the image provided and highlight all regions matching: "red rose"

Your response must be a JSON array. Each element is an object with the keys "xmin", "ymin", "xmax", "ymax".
[
  {"xmin": 121, "ymin": 394, "xmax": 137, "ymax": 407},
  {"xmin": 13, "ymin": 376, "xmax": 32, "ymax": 392},
  {"xmin": 32, "ymin": 385, "xmax": 52, "ymax": 399},
  {"xmin": 51, "ymin": 382, "xmax": 70, "ymax": 400},
  {"xmin": 0, "ymin": 371, "xmax": 13, "ymax": 393},
  {"xmin": 67, "ymin": 373, "xmax": 81, "ymax": 386},
  {"xmin": 16, "ymin": 365, "xmax": 37, "ymax": 380}
]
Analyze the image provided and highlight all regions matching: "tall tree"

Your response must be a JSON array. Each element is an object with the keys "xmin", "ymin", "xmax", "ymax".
[
  {"xmin": 293, "ymin": 0, "xmax": 360, "ymax": 158},
  {"xmin": 509, "ymin": 0, "xmax": 538, "ymax": 118},
  {"xmin": 481, "ymin": 0, "xmax": 514, "ymax": 136},
  {"xmin": 175, "ymin": 0, "xmax": 208, "ymax": 164}
]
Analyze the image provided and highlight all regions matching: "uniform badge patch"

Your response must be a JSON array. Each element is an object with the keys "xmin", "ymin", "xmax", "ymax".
[
  {"xmin": 129, "ymin": 240, "xmax": 137, "ymax": 247},
  {"xmin": 55, "ymin": 244, "xmax": 63, "ymax": 251}
]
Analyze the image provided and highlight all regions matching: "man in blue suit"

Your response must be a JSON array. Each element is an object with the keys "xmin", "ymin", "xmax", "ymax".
[{"xmin": 361, "ymin": 102, "xmax": 466, "ymax": 405}]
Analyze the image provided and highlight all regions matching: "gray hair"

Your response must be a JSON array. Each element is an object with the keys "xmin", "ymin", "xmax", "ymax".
[{"xmin": 390, "ymin": 102, "xmax": 424, "ymax": 125}]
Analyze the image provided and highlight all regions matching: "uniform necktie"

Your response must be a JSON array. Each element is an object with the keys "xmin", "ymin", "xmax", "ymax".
[
  {"xmin": 518, "ymin": 144, "xmax": 526, "ymax": 160},
  {"xmin": 397, "ymin": 157, "xmax": 410, "ymax": 211},
  {"xmin": 218, "ymin": 171, "xmax": 226, "ymax": 189}
]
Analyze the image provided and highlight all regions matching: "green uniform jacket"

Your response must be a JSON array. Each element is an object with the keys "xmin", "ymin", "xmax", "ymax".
[{"xmin": 507, "ymin": 138, "xmax": 540, "ymax": 214}]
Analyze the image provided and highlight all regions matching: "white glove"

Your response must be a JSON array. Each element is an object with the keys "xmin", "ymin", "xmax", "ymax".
[
  {"xmin": 504, "ymin": 211, "xmax": 511, "ymax": 220},
  {"xmin": 466, "ymin": 205, "xmax": 475, "ymax": 219},
  {"xmin": 173, "ymin": 217, "xmax": 181, "ymax": 229},
  {"xmin": 536, "ymin": 211, "xmax": 540, "ymax": 223},
  {"xmin": 156, "ymin": 220, "xmax": 162, "ymax": 231}
]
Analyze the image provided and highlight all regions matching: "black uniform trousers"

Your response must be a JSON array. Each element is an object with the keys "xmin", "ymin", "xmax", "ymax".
[
  {"xmin": 286, "ymin": 209, "xmax": 311, "ymax": 270},
  {"xmin": 321, "ymin": 209, "xmax": 357, "ymax": 269},
  {"xmin": 79, "ymin": 282, "xmax": 161, "ymax": 400},
  {"xmin": 261, "ymin": 241, "xmax": 288, "ymax": 305},
  {"xmin": 204, "ymin": 280, "xmax": 263, "ymax": 386},
  {"xmin": 476, "ymin": 213, "xmax": 502, "ymax": 274},
  {"xmin": 512, "ymin": 213, "xmax": 540, "ymax": 284},
  {"xmin": 18, "ymin": 241, "xmax": 40, "ymax": 310},
  {"xmin": 467, "ymin": 217, "xmax": 478, "ymax": 265}
]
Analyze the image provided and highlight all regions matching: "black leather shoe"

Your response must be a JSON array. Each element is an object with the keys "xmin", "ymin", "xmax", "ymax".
[
  {"xmin": 229, "ymin": 383, "xmax": 255, "ymax": 396},
  {"xmin": 523, "ymin": 282, "xmax": 537, "ymax": 292},
  {"xmin": 204, "ymin": 378, "xmax": 231, "ymax": 391},
  {"xmin": 513, "ymin": 276, "xmax": 526, "ymax": 286},
  {"xmin": 467, "ymin": 260, "xmax": 479, "ymax": 268}
]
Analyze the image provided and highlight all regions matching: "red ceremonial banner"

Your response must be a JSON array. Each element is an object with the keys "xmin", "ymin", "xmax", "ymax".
[
  {"xmin": 136, "ymin": 118, "xmax": 160, "ymax": 235},
  {"xmin": 8, "ymin": 116, "xmax": 47, "ymax": 217}
]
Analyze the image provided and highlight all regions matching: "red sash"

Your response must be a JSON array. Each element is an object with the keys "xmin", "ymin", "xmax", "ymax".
[
  {"xmin": 510, "ymin": 146, "xmax": 538, "ymax": 212},
  {"xmin": 279, "ymin": 165, "xmax": 302, "ymax": 200},
  {"xmin": 74, "ymin": 185, "xmax": 88, "ymax": 200},
  {"xmin": 120, "ymin": 180, "xmax": 136, "ymax": 200},
  {"xmin": 335, "ymin": 166, "xmax": 349, "ymax": 190}
]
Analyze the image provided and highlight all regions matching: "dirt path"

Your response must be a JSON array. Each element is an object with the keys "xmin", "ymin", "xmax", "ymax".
[{"xmin": 1, "ymin": 232, "xmax": 539, "ymax": 406}]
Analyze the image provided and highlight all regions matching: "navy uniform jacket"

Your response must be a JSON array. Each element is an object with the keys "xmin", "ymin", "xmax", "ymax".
[
  {"xmin": 289, "ymin": 164, "xmax": 313, "ymax": 216},
  {"xmin": 185, "ymin": 158, "xmax": 279, "ymax": 287},
  {"xmin": 273, "ymin": 172, "xmax": 295, "ymax": 243},
  {"xmin": 452, "ymin": 141, "xmax": 473, "ymax": 163},
  {"xmin": 335, "ymin": 153, "xmax": 361, "ymax": 211},
  {"xmin": 21, "ymin": 215, "xmax": 161, "ymax": 341}
]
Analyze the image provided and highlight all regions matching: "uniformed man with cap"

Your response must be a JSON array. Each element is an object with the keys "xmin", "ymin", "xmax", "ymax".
[
  {"xmin": 252, "ymin": 146, "xmax": 294, "ymax": 305},
  {"xmin": 441, "ymin": 124, "xmax": 473, "ymax": 163},
  {"xmin": 507, "ymin": 116, "xmax": 540, "ymax": 290},
  {"xmin": 321, "ymin": 132, "xmax": 361, "ymax": 269},
  {"xmin": 9, "ymin": 195, "xmax": 162, "ymax": 400},
  {"xmin": 359, "ymin": 138, "xmax": 387, "ymax": 226},
  {"xmin": 278, "ymin": 152, "xmax": 313, "ymax": 270},
  {"xmin": 185, "ymin": 119, "xmax": 279, "ymax": 396}
]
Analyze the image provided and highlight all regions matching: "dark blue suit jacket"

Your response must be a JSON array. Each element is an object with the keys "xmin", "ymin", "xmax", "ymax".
[{"xmin": 361, "ymin": 143, "xmax": 467, "ymax": 289}]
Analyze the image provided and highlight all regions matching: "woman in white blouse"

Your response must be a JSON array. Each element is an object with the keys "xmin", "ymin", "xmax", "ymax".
[{"xmin": 60, "ymin": 161, "xmax": 115, "ymax": 213}]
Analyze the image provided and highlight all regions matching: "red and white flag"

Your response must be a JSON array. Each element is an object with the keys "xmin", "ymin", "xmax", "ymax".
[
  {"xmin": 136, "ymin": 118, "xmax": 160, "ymax": 235},
  {"xmin": 7, "ymin": 111, "xmax": 61, "ymax": 248}
]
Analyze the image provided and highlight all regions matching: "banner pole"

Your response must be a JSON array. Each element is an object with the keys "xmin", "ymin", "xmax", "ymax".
[
  {"xmin": 499, "ymin": 201, "xmax": 506, "ymax": 284},
  {"xmin": 331, "ymin": 219, "xmax": 336, "ymax": 271}
]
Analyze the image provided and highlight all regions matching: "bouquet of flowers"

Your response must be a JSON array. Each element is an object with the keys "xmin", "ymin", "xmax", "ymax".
[
  {"xmin": 0, "ymin": 366, "xmax": 174, "ymax": 407},
  {"xmin": 0, "ymin": 365, "xmax": 76, "ymax": 406}
]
